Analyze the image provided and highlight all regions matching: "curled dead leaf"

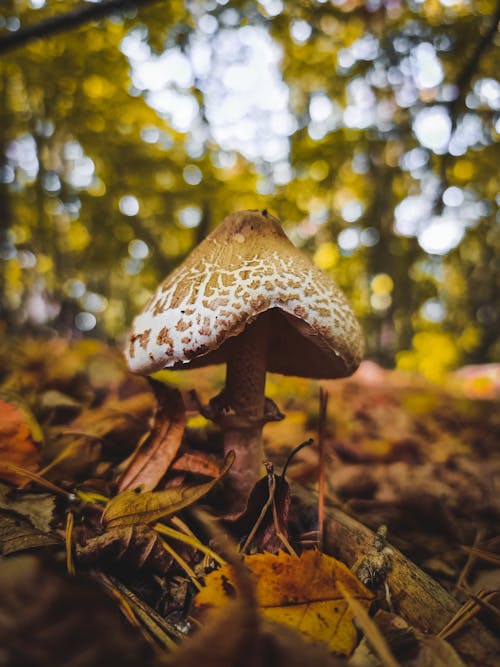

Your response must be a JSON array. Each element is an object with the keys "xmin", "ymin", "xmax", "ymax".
[
  {"xmin": 77, "ymin": 524, "xmax": 173, "ymax": 575},
  {"xmin": 118, "ymin": 383, "xmax": 186, "ymax": 492}
]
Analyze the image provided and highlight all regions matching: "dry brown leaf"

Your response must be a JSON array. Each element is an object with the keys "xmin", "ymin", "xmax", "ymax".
[
  {"xmin": 223, "ymin": 471, "xmax": 291, "ymax": 554},
  {"xmin": 0, "ymin": 483, "xmax": 55, "ymax": 532},
  {"xmin": 0, "ymin": 510, "xmax": 60, "ymax": 555},
  {"xmin": 77, "ymin": 524, "xmax": 173, "ymax": 575},
  {"xmin": 0, "ymin": 396, "xmax": 42, "ymax": 484},
  {"xmin": 38, "ymin": 391, "xmax": 156, "ymax": 482},
  {"xmin": 102, "ymin": 452, "xmax": 235, "ymax": 528},
  {"xmin": 118, "ymin": 383, "xmax": 186, "ymax": 492},
  {"xmin": 171, "ymin": 451, "xmax": 222, "ymax": 478},
  {"xmin": 66, "ymin": 391, "xmax": 155, "ymax": 451},
  {"xmin": 194, "ymin": 549, "xmax": 373, "ymax": 655}
]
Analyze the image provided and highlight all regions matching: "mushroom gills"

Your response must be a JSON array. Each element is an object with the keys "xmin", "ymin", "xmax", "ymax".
[{"xmin": 171, "ymin": 308, "xmax": 352, "ymax": 379}]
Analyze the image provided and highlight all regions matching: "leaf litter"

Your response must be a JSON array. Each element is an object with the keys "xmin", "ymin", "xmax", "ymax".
[{"xmin": 0, "ymin": 338, "xmax": 498, "ymax": 666}]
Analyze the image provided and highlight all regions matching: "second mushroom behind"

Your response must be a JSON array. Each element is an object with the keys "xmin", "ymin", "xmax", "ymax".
[{"xmin": 125, "ymin": 210, "xmax": 363, "ymax": 509}]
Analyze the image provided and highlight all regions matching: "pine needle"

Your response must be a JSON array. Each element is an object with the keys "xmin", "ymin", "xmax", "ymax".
[
  {"xmin": 65, "ymin": 511, "xmax": 75, "ymax": 575},
  {"xmin": 97, "ymin": 572, "xmax": 179, "ymax": 649},
  {"xmin": 438, "ymin": 589, "xmax": 499, "ymax": 639},
  {"xmin": 0, "ymin": 462, "xmax": 72, "ymax": 497},
  {"xmin": 154, "ymin": 522, "xmax": 226, "ymax": 566},
  {"xmin": 157, "ymin": 536, "xmax": 203, "ymax": 591}
]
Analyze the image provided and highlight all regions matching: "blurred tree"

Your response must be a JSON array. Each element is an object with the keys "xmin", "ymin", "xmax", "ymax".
[{"xmin": 0, "ymin": 0, "xmax": 498, "ymax": 375}]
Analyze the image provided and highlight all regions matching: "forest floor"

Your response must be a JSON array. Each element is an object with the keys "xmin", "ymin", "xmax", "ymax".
[{"xmin": 0, "ymin": 337, "xmax": 499, "ymax": 667}]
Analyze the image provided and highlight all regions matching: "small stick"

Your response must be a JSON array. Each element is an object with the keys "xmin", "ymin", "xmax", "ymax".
[{"xmin": 318, "ymin": 387, "xmax": 329, "ymax": 551}]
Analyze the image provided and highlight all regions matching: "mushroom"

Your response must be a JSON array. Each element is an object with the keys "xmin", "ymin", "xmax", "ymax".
[{"xmin": 125, "ymin": 210, "xmax": 363, "ymax": 507}]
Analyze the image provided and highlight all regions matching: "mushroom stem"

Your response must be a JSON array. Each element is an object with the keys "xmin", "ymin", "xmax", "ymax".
[{"xmin": 223, "ymin": 315, "xmax": 268, "ymax": 505}]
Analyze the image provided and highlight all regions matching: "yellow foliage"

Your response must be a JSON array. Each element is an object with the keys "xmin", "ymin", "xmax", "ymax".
[
  {"xmin": 452, "ymin": 159, "xmax": 475, "ymax": 181},
  {"xmin": 65, "ymin": 222, "xmax": 90, "ymax": 252},
  {"xmin": 37, "ymin": 255, "xmax": 53, "ymax": 274},
  {"xmin": 309, "ymin": 160, "xmax": 329, "ymax": 181},
  {"xmin": 458, "ymin": 325, "xmax": 481, "ymax": 353},
  {"xmin": 4, "ymin": 259, "xmax": 22, "ymax": 291},
  {"xmin": 371, "ymin": 273, "xmax": 394, "ymax": 295},
  {"xmin": 314, "ymin": 242, "xmax": 339, "ymax": 270},
  {"xmin": 88, "ymin": 178, "xmax": 107, "ymax": 197},
  {"xmin": 83, "ymin": 75, "xmax": 115, "ymax": 99},
  {"xmin": 397, "ymin": 331, "xmax": 461, "ymax": 383},
  {"xmin": 194, "ymin": 550, "xmax": 373, "ymax": 655}
]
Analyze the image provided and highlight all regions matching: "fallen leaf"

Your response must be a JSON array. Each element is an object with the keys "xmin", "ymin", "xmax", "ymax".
[
  {"xmin": 65, "ymin": 391, "xmax": 155, "ymax": 454},
  {"xmin": 171, "ymin": 451, "xmax": 222, "ymax": 478},
  {"xmin": 223, "ymin": 471, "xmax": 291, "ymax": 553},
  {"xmin": 77, "ymin": 524, "xmax": 173, "ymax": 575},
  {"xmin": 164, "ymin": 513, "xmax": 347, "ymax": 667},
  {"xmin": 0, "ymin": 483, "xmax": 55, "ymax": 532},
  {"xmin": 118, "ymin": 383, "xmax": 186, "ymax": 492},
  {"xmin": 0, "ymin": 395, "xmax": 43, "ymax": 484},
  {"xmin": 38, "ymin": 391, "xmax": 155, "ymax": 482},
  {"xmin": 39, "ymin": 389, "xmax": 83, "ymax": 422},
  {"xmin": 194, "ymin": 550, "xmax": 373, "ymax": 655},
  {"xmin": 0, "ymin": 510, "xmax": 60, "ymax": 555},
  {"xmin": 102, "ymin": 452, "xmax": 235, "ymax": 528}
]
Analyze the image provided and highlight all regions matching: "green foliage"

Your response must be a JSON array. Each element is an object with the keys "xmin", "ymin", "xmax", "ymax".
[{"xmin": 0, "ymin": 0, "xmax": 498, "ymax": 374}]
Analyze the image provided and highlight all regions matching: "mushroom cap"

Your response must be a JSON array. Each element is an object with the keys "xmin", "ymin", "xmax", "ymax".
[{"xmin": 125, "ymin": 210, "xmax": 363, "ymax": 379}]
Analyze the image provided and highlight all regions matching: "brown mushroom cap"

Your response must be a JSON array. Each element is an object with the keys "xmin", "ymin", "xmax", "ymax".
[{"xmin": 125, "ymin": 210, "xmax": 363, "ymax": 379}]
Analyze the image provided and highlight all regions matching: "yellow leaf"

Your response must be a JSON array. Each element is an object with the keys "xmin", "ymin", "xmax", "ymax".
[
  {"xmin": 102, "ymin": 452, "xmax": 235, "ymax": 528},
  {"xmin": 194, "ymin": 550, "xmax": 373, "ymax": 655}
]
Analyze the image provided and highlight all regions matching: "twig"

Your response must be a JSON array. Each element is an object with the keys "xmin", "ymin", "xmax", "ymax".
[
  {"xmin": 318, "ymin": 387, "xmax": 328, "ymax": 551},
  {"xmin": 302, "ymin": 488, "xmax": 500, "ymax": 665},
  {"xmin": 0, "ymin": 0, "xmax": 162, "ymax": 56}
]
